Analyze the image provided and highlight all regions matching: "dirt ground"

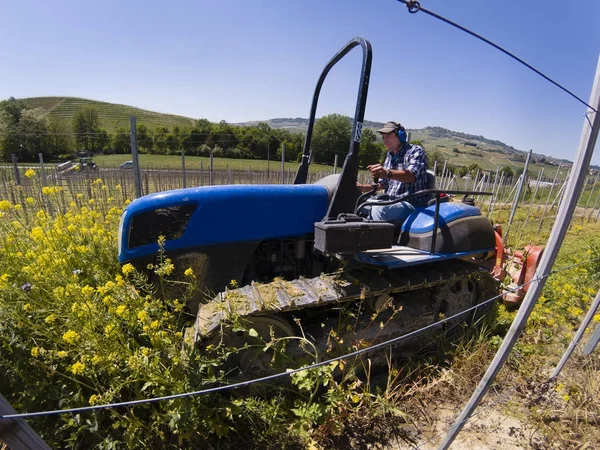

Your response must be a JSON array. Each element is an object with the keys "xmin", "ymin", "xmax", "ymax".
[{"xmin": 395, "ymin": 404, "xmax": 530, "ymax": 450}]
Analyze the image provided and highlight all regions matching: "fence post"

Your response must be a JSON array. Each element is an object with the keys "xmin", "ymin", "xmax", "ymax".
[
  {"xmin": 129, "ymin": 116, "xmax": 142, "ymax": 198},
  {"xmin": 503, "ymin": 149, "xmax": 532, "ymax": 244},
  {"xmin": 38, "ymin": 153, "xmax": 47, "ymax": 186},
  {"xmin": 537, "ymin": 163, "xmax": 563, "ymax": 233},
  {"xmin": 439, "ymin": 54, "xmax": 600, "ymax": 450},
  {"xmin": 551, "ymin": 288, "xmax": 600, "ymax": 379},
  {"xmin": 281, "ymin": 143, "xmax": 285, "ymax": 184},
  {"xmin": 581, "ymin": 172, "xmax": 599, "ymax": 220},
  {"xmin": 333, "ymin": 154, "xmax": 339, "ymax": 174},
  {"xmin": 181, "ymin": 148, "xmax": 186, "ymax": 188},
  {"xmin": 209, "ymin": 152, "xmax": 214, "ymax": 186},
  {"xmin": 0, "ymin": 393, "xmax": 51, "ymax": 449},
  {"xmin": 10, "ymin": 153, "xmax": 20, "ymax": 186}
]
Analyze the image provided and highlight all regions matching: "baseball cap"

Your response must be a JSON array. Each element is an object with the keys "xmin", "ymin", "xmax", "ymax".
[{"xmin": 377, "ymin": 121, "xmax": 401, "ymax": 134}]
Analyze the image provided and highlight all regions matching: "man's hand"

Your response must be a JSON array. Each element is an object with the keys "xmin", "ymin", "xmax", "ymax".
[
  {"xmin": 357, "ymin": 182, "xmax": 380, "ymax": 193},
  {"xmin": 367, "ymin": 164, "xmax": 386, "ymax": 179}
]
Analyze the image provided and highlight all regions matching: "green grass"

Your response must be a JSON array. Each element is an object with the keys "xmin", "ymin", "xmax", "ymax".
[{"xmin": 93, "ymin": 154, "xmax": 336, "ymax": 172}]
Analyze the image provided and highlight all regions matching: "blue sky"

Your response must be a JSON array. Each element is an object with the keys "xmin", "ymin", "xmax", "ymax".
[{"xmin": 1, "ymin": 0, "xmax": 599, "ymax": 164}]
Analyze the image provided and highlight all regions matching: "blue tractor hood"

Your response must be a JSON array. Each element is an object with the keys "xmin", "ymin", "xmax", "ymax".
[{"xmin": 118, "ymin": 184, "xmax": 330, "ymax": 263}]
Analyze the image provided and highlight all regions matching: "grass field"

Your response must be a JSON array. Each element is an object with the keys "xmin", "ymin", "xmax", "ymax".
[{"xmin": 21, "ymin": 96, "xmax": 196, "ymax": 132}]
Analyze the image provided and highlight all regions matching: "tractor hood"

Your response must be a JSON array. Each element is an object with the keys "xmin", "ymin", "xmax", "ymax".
[{"xmin": 118, "ymin": 184, "xmax": 330, "ymax": 263}]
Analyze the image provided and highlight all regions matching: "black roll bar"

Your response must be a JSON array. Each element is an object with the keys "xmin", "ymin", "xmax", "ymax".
[{"xmin": 293, "ymin": 37, "xmax": 372, "ymax": 220}]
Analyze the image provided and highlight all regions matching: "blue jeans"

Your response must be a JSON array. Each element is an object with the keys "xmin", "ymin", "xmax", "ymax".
[{"xmin": 370, "ymin": 200, "xmax": 416, "ymax": 225}]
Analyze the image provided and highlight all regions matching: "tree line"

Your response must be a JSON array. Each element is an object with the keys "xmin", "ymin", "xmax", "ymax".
[
  {"xmin": 0, "ymin": 99, "xmax": 388, "ymax": 168},
  {"xmin": 1, "ymin": 97, "xmax": 509, "ymax": 178}
]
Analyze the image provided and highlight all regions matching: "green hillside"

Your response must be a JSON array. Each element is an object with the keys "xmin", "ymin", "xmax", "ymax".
[
  {"xmin": 14, "ymin": 97, "xmax": 582, "ymax": 176},
  {"xmin": 20, "ymin": 96, "xmax": 196, "ymax": 132}
]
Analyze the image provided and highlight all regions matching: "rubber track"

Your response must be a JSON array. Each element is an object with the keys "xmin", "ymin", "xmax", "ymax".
[{"xmin": 193, "ymin": 260, "xmax": 484, "ymax": 341}]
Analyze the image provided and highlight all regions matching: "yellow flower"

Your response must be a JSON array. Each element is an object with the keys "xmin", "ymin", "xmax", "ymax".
[
  {"xmin": 25, "ymin": 169, "xmax": 36, "ymax": 178},
  {"xmin": 63, "ymin": 330, "xmax": 81, "ymax": 345},
  {"xmin": 184, "ymin": 268, "xmax": 194, "ymax": 277},
  {"xmin": 14, "ymin": 204, "xmax": 22, "ymax": 211},
  {"xmin": 88, "ymin": 394, "xmax": 101, "ymax": 405},
  {"xmin": 22, "ymin": 303, "xmax": 33, "ymax": 312},
  {"xmin": 91, "ymin": 355, "xmax": 103, "ymax": 365},
  {"xmin": 81, "ymin": 285, "xmax": 95, "ymax": 297},
  {"xmin": 57, "ymin": 351, "xmax": 68, "ymax": 358},
  {"xmin": 31, "ymin": 347, "xmax": 40, "ymax": 357},
  {"xmin": 121, "ymin": 263, "xmax": 135, "ymax": 276},
  {"xmin": 0, "ymin": 200, "xmax": 12, "ymax": 211},
  {"xmin": 70, "ymin": 361, "xmax": 86, "ymax": 375},
  {"xmin": 137, "ymin": 310, "xmax": 149, "ymax": 323},
  {"xmin": 26, "ymin": 197, "xmax": 35, "ymax": 205},
  {"xmin": 44, "ymin": 314, "xmax": 57, "ymax": 324},
  {"xmin": 115, "ymin": 305, "xmax": 128, "ymax": 317},
  {"xmin": 104, "ymin": 324, "xmax": 115, "ymax": 337},
  {"xmin": 30, "ymin": 226, "xmax": 45, "ymax": 241}
]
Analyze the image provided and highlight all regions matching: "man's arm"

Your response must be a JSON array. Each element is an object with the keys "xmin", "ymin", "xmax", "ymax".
[{"xmin": 367, "ymin": 164, "xmax": 416, "ymax": 183}]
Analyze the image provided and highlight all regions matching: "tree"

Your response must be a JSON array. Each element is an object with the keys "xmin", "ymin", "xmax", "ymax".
[
  {"xmin": 136, "ymin": 124, "xmax": 152, "ymax": 153},
  {"xmin": 47, "ymin": 116, "xmax": 73, "ymax": 160},
  {"xmin": 0, "ymin": 98, "xmax": 28, "ymax": 161},
  {"xmin": 500, "ymin": 165, "xmax": 514, "ymax": 178},
  {"xmin": 358, "ymin": 128, "xmax": 384, "ymax": 168},
  {"xmin": 112, "ymin": 127, "xmax": 131, "ymax": 154},
  {"xmin": 153, "ymin": 126, "xmax": 170, "ymax": 155},
  {"xmin": 72, "ymin": 106, "xmax": 104, "ymax": 153},
  {"xmin": 17, "ymin": 108, "xmax": 51, "ymax": 161},
  {"xmin": 311, "ymin": 114, "xmax": 351, "ymax": 164}
]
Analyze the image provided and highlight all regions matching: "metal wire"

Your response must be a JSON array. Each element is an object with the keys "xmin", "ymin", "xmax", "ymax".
[{"xmin": 396, "ymin": 0, "xmax": 598, "ymax": 113}]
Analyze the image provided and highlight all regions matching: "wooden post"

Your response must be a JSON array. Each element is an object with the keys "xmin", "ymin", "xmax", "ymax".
[
  {"xmin": 181, "ymin": 148, "xmax": 186, "ymax": 189},
  {"xmin": 281, "ymin": 143, "xmax": 285, "ymax": 184},
  {"xmin": 38, "ymin": 153, "xmax": 47, "ymax": 186},
  {"xmin": 0, "ymin": 393, "xmax": 51, "ymax": 449},
  {"xmin": 129, "ymin": 116, "xmax": 142, "ymax": 198},
  {"xmin": 11, "ymin": 153, "xmax": 20, "ymax": 186}
]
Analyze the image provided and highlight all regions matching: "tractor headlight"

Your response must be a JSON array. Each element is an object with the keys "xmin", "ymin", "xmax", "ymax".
[{"xmin": 117, "ymin": 210, "xmax": 127, "ymax": 258}]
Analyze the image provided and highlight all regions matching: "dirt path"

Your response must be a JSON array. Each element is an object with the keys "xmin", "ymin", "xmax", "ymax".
[{"xmin": 383, "ymin": 403, "xmax": 534, "ymax": 450}]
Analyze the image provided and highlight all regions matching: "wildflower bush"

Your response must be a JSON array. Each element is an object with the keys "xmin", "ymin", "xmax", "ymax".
[
  {"xmin": 2, "ymin": 171, "xmax": 600, "ymax": 449},
  {"xmin": 0, "ymin": 177, "xmax": 240, "ymax": 448},
  {"xmin": 0, "ymin": 175, "xmax": 387, "ymax": 449}
]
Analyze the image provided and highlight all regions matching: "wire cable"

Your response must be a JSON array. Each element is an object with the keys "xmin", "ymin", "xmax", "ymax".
[{"xmin": 397, "ymin": 0, "xmax": 598, "ymax": 113}]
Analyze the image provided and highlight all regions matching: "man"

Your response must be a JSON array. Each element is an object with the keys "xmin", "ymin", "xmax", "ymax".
[{"xmin": 357, "ymin": 121, "xmax": 428, "ymax": 223}]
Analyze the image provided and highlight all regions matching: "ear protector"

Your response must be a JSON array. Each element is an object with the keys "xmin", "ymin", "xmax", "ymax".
[{"xmin": 392, "ymin": 121, "xmax": 407, "ymax": 143}]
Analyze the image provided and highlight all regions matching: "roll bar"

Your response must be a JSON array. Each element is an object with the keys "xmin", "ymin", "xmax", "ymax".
[{"xmin": 293, "ymin": 37, "xmax": 373, "ymax": 220}]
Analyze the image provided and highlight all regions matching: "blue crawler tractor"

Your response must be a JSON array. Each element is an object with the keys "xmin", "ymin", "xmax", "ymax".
[{"xmin": 117, "ymin": 38, "xmax": 535, "ymax": 377}]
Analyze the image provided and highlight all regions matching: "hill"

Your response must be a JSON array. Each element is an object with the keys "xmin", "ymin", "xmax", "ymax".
[
  {"xmin": 236, "ymin": 117, "xmax": 573, "ymax": 173},
  {"xmin": 16, "ymin": 97, "xmax": 583, "ymax": 172},
  {"xmin": 20, "ymin": 96, "xmax": 196, "ymax": 132}
]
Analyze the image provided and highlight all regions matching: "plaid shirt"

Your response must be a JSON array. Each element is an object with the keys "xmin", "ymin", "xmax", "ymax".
[{"xmin": 379, "ymin": 143, "xmax": 428, "ymax": 205}]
